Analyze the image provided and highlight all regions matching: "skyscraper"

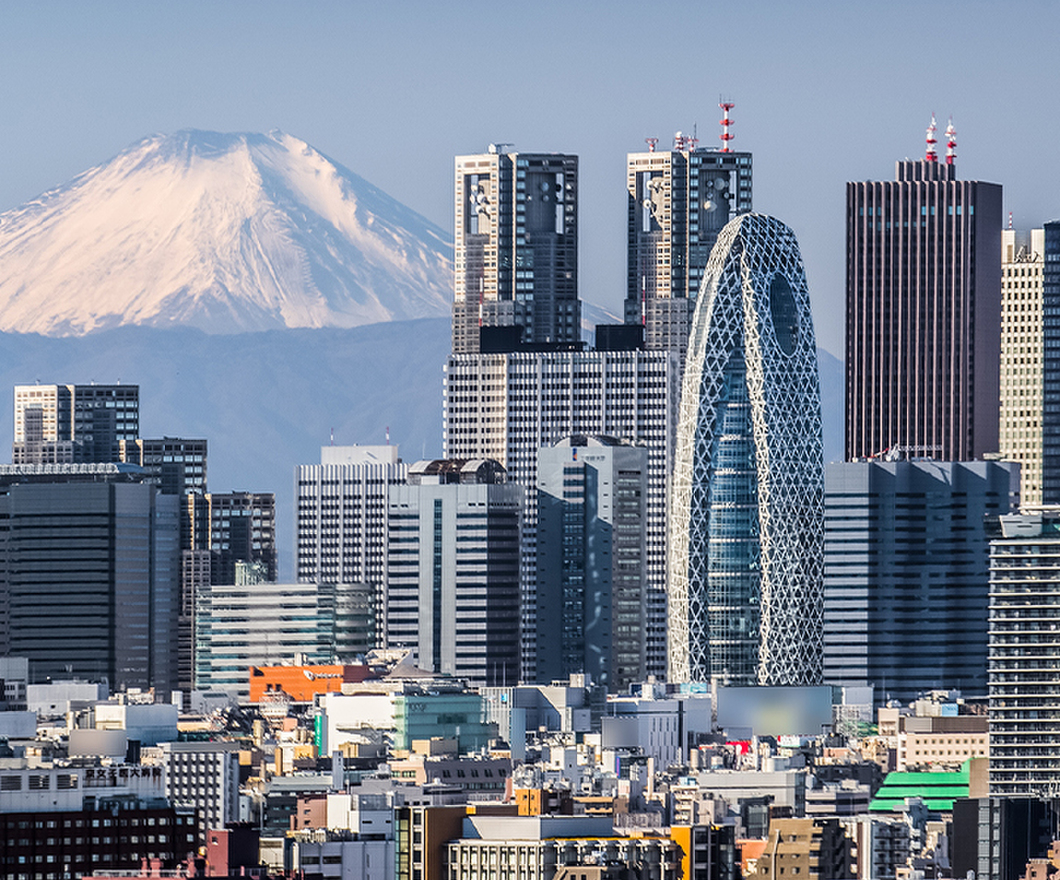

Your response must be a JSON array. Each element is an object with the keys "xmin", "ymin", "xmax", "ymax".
[
  {"xmin": 668, "ymin": 213, "xmax": 824, "ymax": 686},
  {"xmin": 0, "ymin": 475, "xmax": 179, "ymax": 691},
  {"xmin": 451, "ymin": 148, "xmax": 579, "ymax": 354},
  {"xmin": 845, "ymin": 117, "xmax": 1002, "ymax": 461},
  {"xmin": 536, "ymin": 435, "xmax": 649, "ymax": 691},
  {"xmin": 295, "ymin": 445, "xmax": 407, "ymax": 589},
  {"xmin": 625, "ymin": 117, "xmax": 752, "ymax": 360},
  {"xmin": 205, "ymin": 491, "xmax": 277, "ymax": 584},
  {"xmin": 386, "ymin": 459, "xmax": 522, "ymax": 687},
  {"xmin": 1000, "ymin": 227, "xmax": 1045, "ymax": 503},
  {"xmin": 824, "ymin": 459, "xmax": 1018, "ymax": 706},
  {"xmin": 999, "ymin": 222, "xmax": 1060, "ymax": 505},
  {"xmin": 987, "ymin": 512, "xmax": 1060, "ymax": 796},
  {"xmin": 444, "ymin": 344, "xmax": 678, "ymax": 681}
]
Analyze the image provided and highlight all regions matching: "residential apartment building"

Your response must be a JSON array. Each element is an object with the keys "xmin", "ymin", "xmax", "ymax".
[
  {"xmin": 161, "ymin": 741, "xmax": 242, "ymax": 831},
  {"xmin": 987, "ymin": 512, "xmax": 1060, "ymax": 796}
]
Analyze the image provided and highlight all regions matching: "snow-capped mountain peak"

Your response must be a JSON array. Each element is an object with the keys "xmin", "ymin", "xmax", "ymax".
[{"xmin": 0, "ymin": 129, "xmax": 453, "ymax": 335}]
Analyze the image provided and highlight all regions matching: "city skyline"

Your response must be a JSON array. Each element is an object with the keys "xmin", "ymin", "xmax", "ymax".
[{"xmin": 2, "ymin": 1, "xmax": 1058, "ymax": 357}]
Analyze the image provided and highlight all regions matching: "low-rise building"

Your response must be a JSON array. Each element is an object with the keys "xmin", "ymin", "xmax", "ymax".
[
  {"xmin": 447, "ymin": 815, "xmax": 679, "ymax": 880},
  {"xmin": 752, "ymin": 818, "xmax": 853, "ymax": 880},
  {"xmin": 160, "ymin": 741, "xmax": 242, "ymax": 831}
]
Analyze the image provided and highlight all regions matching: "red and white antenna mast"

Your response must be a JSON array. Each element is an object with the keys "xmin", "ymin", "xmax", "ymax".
[
  {"xmin": 1009, "ymin": 211, "xmax": 1014, "ymax": 230},
  {"xmin": 645, "ymin": 137, "xmax": 658, "ymax": 153},
  {"xmin": 944, "ymin": 116, "xmax": 956, "ymax": 165},
  {"xmin": 925, "ymin": 112, "xmax": 938, "ymax": 162},
  {"xmin": 719, "ymin": 100, "xmax": 735, "ymax": 152}
]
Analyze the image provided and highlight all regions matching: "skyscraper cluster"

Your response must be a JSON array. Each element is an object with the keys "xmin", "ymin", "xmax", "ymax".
[{"xmin": 0, "ymin": 383, "xmax": 279, "ymax": 695}]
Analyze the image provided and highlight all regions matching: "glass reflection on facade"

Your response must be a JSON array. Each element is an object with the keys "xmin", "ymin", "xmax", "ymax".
[{"xmin": 668, "ymin": 213, "xmax": 824, "ymax": 686}]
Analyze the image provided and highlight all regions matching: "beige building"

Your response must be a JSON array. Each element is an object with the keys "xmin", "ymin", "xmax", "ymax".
[
  {"xmin": 1000, "ymin": 227, "xmax": 1045, "ymax": 504},
  {"xmin": 752, "ymin": 818, "xmax": 853, "ymax": 880}
]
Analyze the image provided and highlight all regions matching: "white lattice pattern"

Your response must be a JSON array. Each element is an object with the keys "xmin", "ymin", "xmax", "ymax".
[{"xmin": 668, "ymin": 213, "xmax": 824, "ymax": 685}]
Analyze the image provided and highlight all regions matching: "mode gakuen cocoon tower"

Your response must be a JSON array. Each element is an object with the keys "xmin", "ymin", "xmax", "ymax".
[{"xmin": 668, "ymin": 213, "xmax": 824, "ymax": 686}]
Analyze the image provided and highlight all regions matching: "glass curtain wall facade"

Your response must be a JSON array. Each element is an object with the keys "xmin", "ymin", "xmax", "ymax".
[{"xmin": 668, "ymin": 213, "xmax": 824, "ymax": 686}]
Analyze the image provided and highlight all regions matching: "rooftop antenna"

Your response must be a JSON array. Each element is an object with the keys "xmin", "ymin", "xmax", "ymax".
[
  {"xmin": 719, "ymin": 99, "xmax": 735, "ymax": 152},
  {"xmin": 386, "ymin": 426, "xmax": 390, "ymax": 446},
  {"xmin": 645, "ymin": 137, "xmax": 658, "ymax": 153},
  {"xmin": 1009, "ymin": 211, "xmax": 1014, "ymax": 230},
  {"xmin": 944, "ymin": 116, "xmax": 956, "ymax": 165},
  {"xmin": 688, "ymin": 122, "xmax": 699, "ymax": 152},
  {"xmin": 925, "ymin": 113, "xmax": 938, "ymax": 162},
  {"xmin": 330, "ymin": 427, "xmax": 334, "ymax": 446}
]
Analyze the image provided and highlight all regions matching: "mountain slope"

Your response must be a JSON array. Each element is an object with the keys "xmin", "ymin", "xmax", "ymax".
[{"xmin": 0, "ymin": 130, "xmax": 453, "ymax": 335}]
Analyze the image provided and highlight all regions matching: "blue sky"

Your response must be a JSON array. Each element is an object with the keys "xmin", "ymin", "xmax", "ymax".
[{"xmin": 2, "ymin": 0, "xmax": 1058, "ymax": 355}]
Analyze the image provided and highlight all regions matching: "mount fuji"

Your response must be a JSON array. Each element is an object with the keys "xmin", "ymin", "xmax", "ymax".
[{"xmin": 0, "ymin": 129, "xmax": 452, "ymax": 335}]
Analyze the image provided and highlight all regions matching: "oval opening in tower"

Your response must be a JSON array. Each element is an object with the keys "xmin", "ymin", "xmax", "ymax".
[{"xmin": 769, "ymin": 274, "xmax": 799, "ymax": 355}]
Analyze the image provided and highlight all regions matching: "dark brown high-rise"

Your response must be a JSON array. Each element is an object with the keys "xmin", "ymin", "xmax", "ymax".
[{"xmin": 845, "ymin": 119, "xmax": 1002, "ymax": 461}]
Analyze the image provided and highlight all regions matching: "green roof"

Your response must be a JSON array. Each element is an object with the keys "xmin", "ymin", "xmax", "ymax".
[{"xmin": 868, "ymin": 767, "xmax": 970, "ymax": 813}]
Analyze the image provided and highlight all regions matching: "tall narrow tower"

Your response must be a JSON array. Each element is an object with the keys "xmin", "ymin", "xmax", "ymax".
[
  {"xmin": 668, "ymin": 213, "xmax": 824, "ymax": 686},
  {"xmin": 625, "ymin": 107, "xmax": 752, "ymax": 361},
  {"xmin": 845, "ymin": 118, "xmax": 1002, "ymax": 461},
  {"xmin": 452, "ymin": 147, "xmax": 579, "ymax": 354}
]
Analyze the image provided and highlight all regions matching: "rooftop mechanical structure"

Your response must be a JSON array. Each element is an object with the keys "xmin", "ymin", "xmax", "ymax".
[{"xmin": 668, "ymin": 213, "xmax": 824, "ymax": 685}]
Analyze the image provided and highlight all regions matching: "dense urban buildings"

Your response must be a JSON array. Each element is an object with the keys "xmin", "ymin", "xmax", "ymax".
[
  {"xmin": 451, "ymin": 148, "xmax": 579, "ymax": 354},
  {"xmin": 13, "ymin": 382, "xmax": 140, "ymax": 464},
  {"xmin": 625, "ymin": 123, "xmax": 752, "ymax": 360},
  {"xmin": 987, "ymin": 511, "xmax": 1060, "ymax": 797},
  {"xmin": 386, "ymin": 458, "xmax": 522, "ymax": 686},
  {"xmin": 824, "ymin": 459, "xmax": 1018, "ymax": 705},
  {"xmin": 845, "ymin": 118, "xmax": 1003, "ymax": 461},
  {"xmin": 536, "ymin": 435, "xmax": 649, "ymax": 691},
  {"xmin": 444, "ymin": 344, "xmax": 679, "ymax": 682},
  {"xmin": 194, "ymin": 580, "xmax": 376, "ymax": 699},
  {"xmin": 668, "ymin": 213, "xmax": 824, "ymax": 686}
]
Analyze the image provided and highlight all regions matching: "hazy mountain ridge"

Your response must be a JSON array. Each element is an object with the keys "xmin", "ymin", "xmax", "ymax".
[{"xmin": 0, "ymin": 129, "xmax": 453, "ymax": 335}]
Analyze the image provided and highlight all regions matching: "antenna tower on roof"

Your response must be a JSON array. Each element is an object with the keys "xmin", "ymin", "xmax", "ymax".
[{"xmin": 719, "ymin": 99, "xmax": 735, "ymax": 152}]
